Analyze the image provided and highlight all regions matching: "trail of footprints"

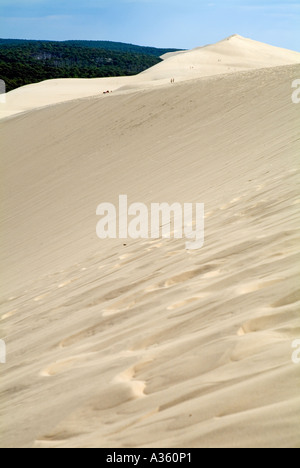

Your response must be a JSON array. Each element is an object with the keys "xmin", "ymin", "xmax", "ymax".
[
  {"xmin": 39, "ymin": 265, "xmax": 295, "ymax": 379},
  {"xmin": 38, "ymin": 207, "xmax": 300, "ymax": 379},
  {"xmin": 6, "ymin": 182, "xmax": 298, "ymax": 445},
  {"xmin": 39, "ymin": 263, "xmax": 222, "ymax": 380}
]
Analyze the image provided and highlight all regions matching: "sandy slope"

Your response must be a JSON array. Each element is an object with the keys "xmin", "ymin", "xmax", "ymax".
[
  {"xmin": 1, "ymin": 35, "xmax": 300, "ymax": 119},
  {"xmin": 0, "ymin": 57, "xmax": 300, "ymax": 446}
]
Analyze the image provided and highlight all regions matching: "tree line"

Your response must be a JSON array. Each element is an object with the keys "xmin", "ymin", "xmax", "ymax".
[{"xmin": 0, "ymin": 40, "xmax": 180, "ymax": 92}]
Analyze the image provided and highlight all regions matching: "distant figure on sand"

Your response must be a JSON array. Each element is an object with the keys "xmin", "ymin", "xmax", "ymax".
[{"xmin": 170, "ymin": 78, "xmax": 175, "ymax": 84}]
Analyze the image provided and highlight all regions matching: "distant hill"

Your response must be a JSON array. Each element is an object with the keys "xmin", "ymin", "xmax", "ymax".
[
  {"xmin": 64, "ymin": 40, "xmax": 180, "ymax": 57},
  {"xmin": 0, "ymin": 39, "xmax": 182, "ymax": 92}
]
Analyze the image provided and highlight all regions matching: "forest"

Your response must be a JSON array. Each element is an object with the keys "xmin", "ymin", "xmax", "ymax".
[{"xmin": 0, "ymin": 39, "xmax": 180, "ymax": 92}]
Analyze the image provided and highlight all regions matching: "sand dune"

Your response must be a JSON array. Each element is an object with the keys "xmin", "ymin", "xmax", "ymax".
[
  {"xmin": 1, "ymin": 35, "xmax": 300, "ymax": 119},
  {"xmin": 145, "ymin": 34, "xmax": 300, "ymax": 79},
  {"xmin": 0, "ymin": 37, "xmax": 300, "ymax": 448}
]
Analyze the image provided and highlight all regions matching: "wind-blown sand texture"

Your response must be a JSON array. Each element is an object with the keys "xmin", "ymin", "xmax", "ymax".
[{"xmin": 0, "ymin": 35, "xmax": 300, "ymax": 448}]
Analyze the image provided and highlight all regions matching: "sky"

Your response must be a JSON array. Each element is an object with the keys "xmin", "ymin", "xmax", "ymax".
[{"xmin": 0, "ymin": 0, "xmax": 299, "ymax": 51}]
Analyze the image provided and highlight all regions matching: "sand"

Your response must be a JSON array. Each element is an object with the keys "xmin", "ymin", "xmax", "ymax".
[{"xmin": 0, "ymin": 35, "xmax": 300, "ymax": 448}]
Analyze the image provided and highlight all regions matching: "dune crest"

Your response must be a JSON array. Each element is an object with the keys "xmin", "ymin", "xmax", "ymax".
[{"xmin": 1, "ymin": 35, "xmax": 300, "ymax": 119}]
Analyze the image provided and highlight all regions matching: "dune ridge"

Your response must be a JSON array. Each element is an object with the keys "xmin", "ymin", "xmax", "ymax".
[{"xmin": 1, "ymin": 35, "xmax": 300, "ymax": 119}]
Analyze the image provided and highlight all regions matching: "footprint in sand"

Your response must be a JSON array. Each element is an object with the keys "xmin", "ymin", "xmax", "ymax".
[
  {"xmin": 113, "ymin": 359, "xmax": 153, "ymax": 399},
  {"xmin": 1, "ymin": 309, "xmax": 18, "ymax": 320},
  {"xmin": 237, "ymin": 308, "xmax": 294, "ymax": 336},
  {"xmin": 33, "ymin": 292, "xmax": 50, "ymax": 302},
  {"xmin": 103, "ymin": 301, "xmax": 136, "ymax": 316},
  {"xmin": 103, "ymin": 288, "xmax": 160, "ymax": 316},
  {"xmin": 34, "ymin": 431, "xmax": 82, "ymax": 447},
  {"xmin": 288, "ymin": 168, "xmax": 298, "ymax": 174},
  {"xmin": 204, "ymin": 210, "xmax": 215, "ymax": 218},
  {"xmin": 220, "ymin": 197, "xmax": 244, "ymax": 210},
  {"xmin": 59, "ymin": 314, "xmax": 130, "ymax": 348},
  {"xmin": 58, "ymin": 280, "xmax": 73, "ymax": 289},
  {"xmin": 146, "ymin": 265, "xmax": 219, "ymax": 292},
  {"xmin": 146, "ymin": 242, "xmax": 164, "ymax": 252},
  {"xmin": 119, "ymin": 254, "xmax": 132, "ymax": 260},
  {"xmin": 164, "ymin": 265, "xmax": 221, "ymax": 287},
  {"xmin": 165, "ymin": 250, "xmax": 183, "ymax": 257},
  {"xmin": 40, "ymin": 353, "xmax": 95, "ymax": 377},
  {"xmin": 141, "ymin": 239, "xmax": 164, "ymax": 247},
  {"xmin": 7, "ymin": 296, "xmax": 16, "ymax": 302},
  {"xmin": 113, "ymin": 368, "xmax": 146, "ymax": 399},
  {"xmin": 167, "ymin": 294, "xmax": 209, "ymax": 310},
  {"xmin": 234, "ymin": 278, "xmax": 284, "ymax": 296},
  {"xmin": 271, "ymin": 289, "xmax": 300, "ymax": 308},
  {"xmin": 230, "ymin": 196, "xmax": 243, "ymax": 204},
  {"xmin": 59, "ymin": 327, "xmax": 98, "ymax": 348},
  {"xmin": 220, "ymin": 204, "xmax": 230, "ymax": 211}
]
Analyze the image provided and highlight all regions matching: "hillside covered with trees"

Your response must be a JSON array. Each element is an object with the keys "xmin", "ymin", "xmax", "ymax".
[{"xmin": 0, "ymin": 39, "xmax": 181, "ymax": 92}]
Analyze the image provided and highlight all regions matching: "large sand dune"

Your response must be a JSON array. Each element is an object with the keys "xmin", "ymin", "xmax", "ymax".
[
  {"xmin": 0, "ymin": 36, "xmax": 300, "ymax": 448},
  {"xmin": 1, "ymin": 34, "xmax": 300, "ymax": 119}
]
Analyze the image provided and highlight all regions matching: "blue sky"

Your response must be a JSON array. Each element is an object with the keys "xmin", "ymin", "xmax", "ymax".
[{"xmin": 0, "ymin": 0, "xmax": 299, "ymax": 51}]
